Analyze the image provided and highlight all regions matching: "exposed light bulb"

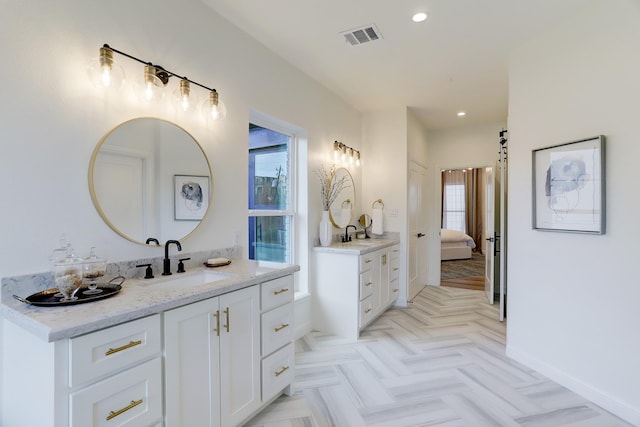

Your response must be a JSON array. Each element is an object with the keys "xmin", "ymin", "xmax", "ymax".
[
  {"xmin": 139, "ymin": 64, "xmax": 165, "ymax": 102},
  {"xmin": 203, "ymin": 90, "xmax": 227, "ymax": 121},
  {"xmin": 179, "ymin": 79, "xmax": 190, "ymax": 111},
  {"xmin": 87, "ymin": 46, "xmax": 124, "ymax": 89},
  {"xmin": 355, "ymin": 151, "xmax": 361, "ymax": 167}
]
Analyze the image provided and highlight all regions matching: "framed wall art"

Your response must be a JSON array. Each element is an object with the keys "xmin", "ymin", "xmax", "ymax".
[
  {"xmin": 174, "ymin": 174, "xmax": 209, "ymax": 221},
  {"xmin": 532, "ymin": 135, "xmax": 605, "ymax": 234}
]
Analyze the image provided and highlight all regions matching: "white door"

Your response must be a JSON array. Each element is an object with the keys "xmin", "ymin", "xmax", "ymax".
[
  {"xmin": 484, "ymin": 167, "xmax": 495, "ymax": 304},
  {"xmin": 93, "ymin": 151, "xmax": 146, "ymax": 242},
  {"xmin": 408, "ymin": 162, "xmax": 428, "ymax": 300}
]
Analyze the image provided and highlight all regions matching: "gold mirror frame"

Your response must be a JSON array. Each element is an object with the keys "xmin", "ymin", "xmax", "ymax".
[
  {"xmin": 89, "ymin": 118, "xmax": 212, "ymax": 245},
  {"xmin": 328, "ymin": 167, "xmax": 355, "ymax": 228}
]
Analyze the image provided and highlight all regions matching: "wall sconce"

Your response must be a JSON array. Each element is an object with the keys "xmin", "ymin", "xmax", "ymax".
[
  {"xmin": 88, "ymin": 43, "xmax": 226, "ymax": 120},
  {"xmin": 332, "ymin": 140, "xmax": 360, "ymax": 167}
]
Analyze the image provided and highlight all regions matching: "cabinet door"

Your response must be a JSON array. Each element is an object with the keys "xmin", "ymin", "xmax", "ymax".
[
  {"xmin": 371, "ymin": 249, "xmax": 382, "ymax": 313},
  {"xmin": 164, "ymin": 298, "xmax": 220, "ymax": 427},
  {"xmin": 379, "ymin": 249, "xmax": 390, "ymax": 308},
  {"xmin": 219, "ymin": 285, "xmax": 261, "ymax": 427}
]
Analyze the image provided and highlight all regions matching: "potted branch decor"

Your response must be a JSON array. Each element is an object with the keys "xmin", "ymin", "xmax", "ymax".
[{"xmin": 316, "ymin": 164, "xmax": 349, "ymax": 246}]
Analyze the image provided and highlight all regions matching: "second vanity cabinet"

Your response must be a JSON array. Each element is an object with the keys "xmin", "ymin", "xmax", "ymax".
[{"xmin": 314, "ymin": 242, "xmax": 400, "ymax": 341}]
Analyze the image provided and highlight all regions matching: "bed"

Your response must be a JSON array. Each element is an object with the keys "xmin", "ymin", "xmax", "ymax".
[{"xmin": 440, "ymin": 229, "xmax": 476, "ymax": 260}]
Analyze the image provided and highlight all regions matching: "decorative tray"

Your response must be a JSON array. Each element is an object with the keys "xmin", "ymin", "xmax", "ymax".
[{"xmin": 13, "ymin": 276, "xmax": 125, "ymax": 307}]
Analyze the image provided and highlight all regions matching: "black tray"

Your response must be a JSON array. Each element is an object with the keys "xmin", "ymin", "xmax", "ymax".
[{"xmin": 14, "ymin": 276, "xmax": 125, "ymax": 307}]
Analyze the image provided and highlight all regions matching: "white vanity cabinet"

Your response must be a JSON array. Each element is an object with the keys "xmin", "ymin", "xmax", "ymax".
[
  {"xmin": 314, "ymin": 241, "xmax": 400, "ymax": 341},
  {"xmin": 164, "ymin": 285, "xmax": 261, "ymax": 427},
  {"xmin": 1, "ymin": 314, "xmax": 163, "ymax": 427}
]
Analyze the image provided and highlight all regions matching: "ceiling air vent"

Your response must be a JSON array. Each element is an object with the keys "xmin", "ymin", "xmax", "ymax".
[{"xmin": 340, "ymin": 24, "xmax": 383, "ymax": 46}]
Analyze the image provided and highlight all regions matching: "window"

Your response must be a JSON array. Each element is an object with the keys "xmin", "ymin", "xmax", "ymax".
[
  {"xmin": 248, "ymin": 123, "xmax": 295, "ymax": 263},
  {"xmin": 442, "ymin": 170, "xmax": 466, "ymax": 232}
]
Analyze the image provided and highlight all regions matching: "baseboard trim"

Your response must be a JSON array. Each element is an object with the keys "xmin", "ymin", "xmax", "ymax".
[
  {"xmin": 294, "ymin": 292, "xmax": 312, "ymax": 340},
  {"xmin": 506, "ymin": 344, "xmax": 639, "ymax": 425}
]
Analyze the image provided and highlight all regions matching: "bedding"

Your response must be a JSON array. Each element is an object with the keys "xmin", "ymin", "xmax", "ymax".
[{"xmin": 440, "ymin": 229, "xmax": 476, "ymax": 260}]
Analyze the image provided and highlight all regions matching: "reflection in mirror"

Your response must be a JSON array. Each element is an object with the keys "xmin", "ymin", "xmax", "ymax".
[
  {"xmin": 359, "ymin": 214, "xmax": 372, "ymax": 238},
  {"xmin": 329, "ymin": 167, "xmax": 355, "ymax": 228},
  {"xmin": 89, "ymin": 118, "xmax": 211, "ymax": 245}
]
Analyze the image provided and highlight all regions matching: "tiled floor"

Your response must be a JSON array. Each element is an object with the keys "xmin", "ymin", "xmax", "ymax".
[{"xmin": 245, "ymin": 286, "xmax": 630, "ymax": 427}]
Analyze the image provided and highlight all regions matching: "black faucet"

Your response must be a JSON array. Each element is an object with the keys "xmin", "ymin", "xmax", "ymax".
[
  {"xmin": 146, "ymin": 237, "xmax": 160, "ymax": 245},
  {"xmin": 162, "ymin": 240, "xmax": 182, "ymax": 276},
  {"xmin": 343, "ymin": 225, "xmax": 357, "ymax": 242}
]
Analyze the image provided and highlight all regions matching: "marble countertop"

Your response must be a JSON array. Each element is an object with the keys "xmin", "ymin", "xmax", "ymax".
[
  {"xmin": 312, "ymin": 238, "xmax": 400, "ymax": 255},
  {"xmin": 1, "ymin": 259, "xmax": 299, "ymax": 342}
]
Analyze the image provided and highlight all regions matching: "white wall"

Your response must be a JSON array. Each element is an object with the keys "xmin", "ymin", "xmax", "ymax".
[
  {"xmin": 361, "ymin": 108, "xmax": 409, "ymax": 303},
  {"xmin": 0, "ymin": 0, "xmax": 363, "ymax": 410},
  {"xmin": 506, "ymin": 1, "xmax": 640, "ymax": 423},
  {"xmin": 425, "ymin": 121, "xmax": 506, "ymax": 284}
]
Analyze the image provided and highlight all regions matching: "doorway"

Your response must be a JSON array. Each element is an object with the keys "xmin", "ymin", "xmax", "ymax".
[{"xmin": 439, "ymin": 167, "xmax": 495, "ymax": 295}]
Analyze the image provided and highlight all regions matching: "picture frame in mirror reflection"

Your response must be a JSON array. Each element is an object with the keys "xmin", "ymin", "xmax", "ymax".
[
  {"xmin": 532, "ymin": 135, "xmax": 605, "ymax": 234},
  {"xmin": 174, "ymin": 174, "xmax": 210, "ymax": 220}
]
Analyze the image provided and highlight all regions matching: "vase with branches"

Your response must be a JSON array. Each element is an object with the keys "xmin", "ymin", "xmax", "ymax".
[{"xmin": 315, "ymin": 164, "xmax": 349, "ymax": 246}]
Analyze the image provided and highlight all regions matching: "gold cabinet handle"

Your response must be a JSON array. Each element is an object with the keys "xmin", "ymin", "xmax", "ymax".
[
  {"xmin": 381, "ymin": 254, "xmax": 387, "ymax": 265},
  {"xmin": 365, "ymin": 282, "xmax": 372, "ymax": 287},
  {"xmin": 105, "ymin": 340, "xmax": 142, "ymax": 356},
  {"xmin": 364, "ymin": 308, "xmax": 372, "ymax": 314},
  {"xmin": 364, "ymin": 259, "xmax": 373, "ymax": 264},
  {"xmin": 106, "ymin": 399, "xmax": 143, "ymax": 421},
  {"xmin": 393, "ymin": 289, "xmax": 399, "ymax": 293},
  {"xmin": 223, "ymin": 307, "xmax": 230, "ymax": 333},
  {"xmin": 213, "ymin": 310, "xmax": 220, "ymax": 336},
  {"xmin": 274, "ymin": 366, "xmax": 290, "ymax": 377},
  {"xmin": 274, "ymin": 323, "xmax": 289, "ymax": 332},
  {"xmin": 393, "ymin": 268, "xmax": 399, "ymax": 271},
  {"xmin": 273, "ymin": 288, "xmax": 289, "ymax": 295}
]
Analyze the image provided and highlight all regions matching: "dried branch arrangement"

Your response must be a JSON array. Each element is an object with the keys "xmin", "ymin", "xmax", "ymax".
[{"xmin": 315, "ymin": 164, "xmax": 350, "ymax": 210}]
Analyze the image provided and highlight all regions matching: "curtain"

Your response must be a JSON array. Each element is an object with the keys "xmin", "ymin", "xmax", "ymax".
[{"xmin": 464, "ymin": 168, "xmax": 485, "ymax": 253}]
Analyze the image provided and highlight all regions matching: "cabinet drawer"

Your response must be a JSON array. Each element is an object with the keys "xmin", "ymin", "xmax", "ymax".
[
  {"xmin": 389, "ymin": 257, "xmax": 400, "ymax": 282},
  {"xmin": 261, "ymin": 343, "xmax": 294, "ymax": 402},
  {"xmin": 389, "ymin": 245, "xmax": 400, "ymax": 260},
  {"xmin": 70, "ymin": 357, "xmax": 162, "ymax": 427},
  {"xmin": 261, "ymin": 275, "xmax": 294, "ymax": 312},
  {"xmin": 359, "ymin": 269, "xmax": 373, "ymax": 300},
  {"xmin": 69, "ymin": 314, "xmax": 161, "ymax": 387},
  {"xmin": 359, "ymin": 296, "xmax": 374, "ymax": 328},
  {"xmin": 359, "ymin": 253, "xmax": 375, "ymax": 271},
  {"xmin": 261, "ymin": 303, "xmax": 294, "ymax": 356}
]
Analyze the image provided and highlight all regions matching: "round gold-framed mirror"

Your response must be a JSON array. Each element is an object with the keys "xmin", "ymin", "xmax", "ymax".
[
  {"xmin": 328, "ymin": 167, "xmax": 355, "ymax": 228},
  {"xmin": 89, "ymin": 118, "xmax": 212, "ymax": 245}
]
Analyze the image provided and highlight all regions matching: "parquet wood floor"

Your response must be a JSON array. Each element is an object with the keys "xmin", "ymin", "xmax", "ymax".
[
  {"xmin": 245, "ymin": 286, "xmax": 629, "ymax": 426},
  {"xmin": 440, "ymin": 275, "xmax": 485, "ymax": 291}
]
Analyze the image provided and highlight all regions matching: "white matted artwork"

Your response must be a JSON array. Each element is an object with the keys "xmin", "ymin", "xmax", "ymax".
[
  {"xmin": 532, "ymin": 135, "xmax": 605, "ymax": 234},
  {"xmin": 174, "ymin": 174, "xmax": 209, "ymax": 220}
]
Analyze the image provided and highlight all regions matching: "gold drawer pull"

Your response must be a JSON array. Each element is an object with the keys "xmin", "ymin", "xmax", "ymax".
[
  {"xmin": 105, "ymin": 340, "xmax": 142, "ymax": 356},
  {"xmin": 365, "ymin": 282, "xmax": 372, "ymax": 287},
  {"xmin": 224, "ymin": 307, "xmax": 230, "ymax": 333},
  {"xmin": 106, "ymin": 399, "xmax": 143, "ymax": 421},
  {"xmin": 213, "ymin": 310, "xmax": 220, "ymax": 336},
  {"xmin": 364, "ymin": 259, "xmax": 372, "ymax": 263},
  {"xmin": 274, "ymin": 366, "xmax": 290, "ymax": 377},
  {"xmin": 275, "ymin": 323, "xmax": 290, "ymax": 332},
  {"xmin": 273, "ymin": 288, "xmax": 289, "ymax": 295},
  {"xmin": 393, "ymin": 268, "xmax": 399, "ymax": 271},
  {"xmin": 393, "ymin": 289, "xmax": 399, "ymax": 293},
  {"xmin": 364, "ymin": 308, "xmax": 372, "ymax": 314}
]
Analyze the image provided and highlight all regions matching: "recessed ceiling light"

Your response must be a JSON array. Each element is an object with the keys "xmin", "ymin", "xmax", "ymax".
[
  {"xmin": 457, "ymin": 111, "xmax": 466, "ymax": 117},
  {"xmin": 412, "ymin": 12, "xmax": 428, "ymax": 23}
]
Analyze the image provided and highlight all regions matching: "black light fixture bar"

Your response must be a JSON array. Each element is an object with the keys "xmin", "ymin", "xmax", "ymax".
[{"xmin": 102, "ymin": 43, "xmax": 217, "ymax": 93}]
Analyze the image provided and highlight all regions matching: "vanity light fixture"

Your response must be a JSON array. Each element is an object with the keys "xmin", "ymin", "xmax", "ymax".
[
  {"xmin": 332, "ymin": 140, "xmax": 360, "ymax": 167},
  {"xmin": 88, "ymin": 43, "xmax": 226, "ymax": 120}
]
